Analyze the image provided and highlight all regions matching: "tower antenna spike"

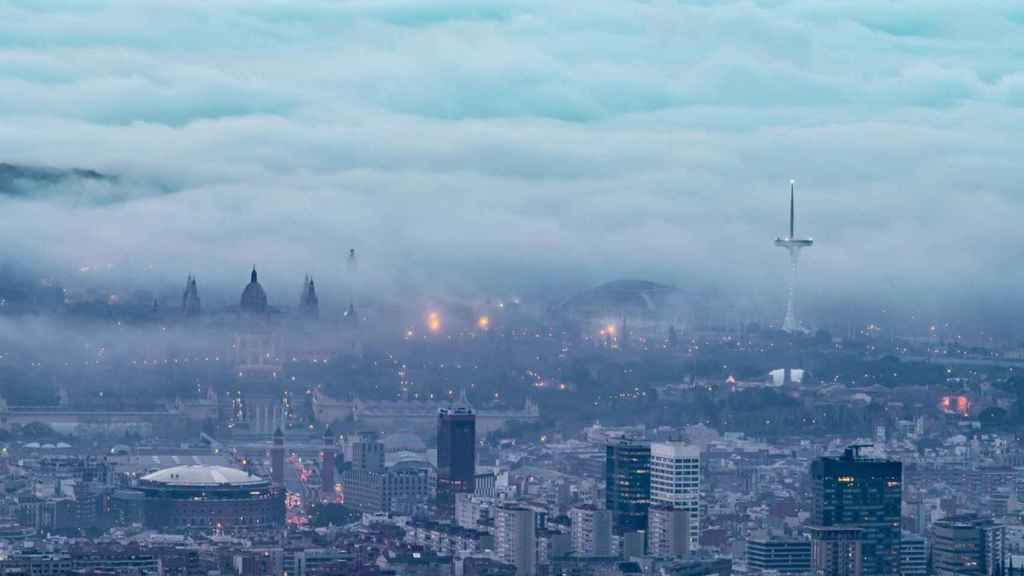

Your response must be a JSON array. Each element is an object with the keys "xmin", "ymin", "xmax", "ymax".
[{"xmin": 789, "ymin": 179, "xmax": 795, "ymax": 239}]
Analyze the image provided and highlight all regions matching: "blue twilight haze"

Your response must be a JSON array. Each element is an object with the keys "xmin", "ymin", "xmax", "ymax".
[{"xmin": 0, "ymin": 0, "xmax": 1022, "ymax": 329}]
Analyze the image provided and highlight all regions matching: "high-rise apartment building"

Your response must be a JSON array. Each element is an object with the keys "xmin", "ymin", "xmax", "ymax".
[
  {"xmin": 647, "ymin": 504, "xmax": 689, "ymax": 559},
  {"xmin": 496, "ymin": 504, "xmax": 536, "ymax": 576},
  {"xmin": 650, "ymin": 441, "xmax": 701, "ymax": 548},
  {"xmin": 569, "ymin": 505, "xmax": 613, "ymax": 558}
]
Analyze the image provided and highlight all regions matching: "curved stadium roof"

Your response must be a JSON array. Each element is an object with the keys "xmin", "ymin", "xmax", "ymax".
[{"xmin": 140, "ymin": 465, "xmax": 266, "ymax": 487}]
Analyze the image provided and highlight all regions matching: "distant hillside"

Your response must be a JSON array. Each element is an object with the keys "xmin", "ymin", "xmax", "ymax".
[{"xmin": 0, "ymin": 162, "xmax": 113, "ymax": 196}]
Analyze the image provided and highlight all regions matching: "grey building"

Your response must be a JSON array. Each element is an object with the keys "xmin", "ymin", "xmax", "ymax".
[
  {"xmin": 932, "ymin": 514, "xmax": 1004, "ymax": 576},
  {"xmin": 746, "ymin": 534, "xmax": 811, "ymax": 574}
]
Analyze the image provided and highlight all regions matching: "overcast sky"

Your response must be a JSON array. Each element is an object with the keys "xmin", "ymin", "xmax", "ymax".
[{"xmin": 0, "ymin": 0, "xmax": 1022, "ymax": 332}]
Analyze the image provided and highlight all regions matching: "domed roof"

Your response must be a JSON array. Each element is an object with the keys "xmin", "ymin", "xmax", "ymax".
[
  {"xmin": 240, "ymin": 267, "xmax": 268, "ymax": 314},
  {"xmin": 382, "ymin": 432, "xmax": 427, "ymax": 452},
  {"xmin": 141, "ymin": 465, "xmax": 266, "ymax": 487},
  {"xmin": 557, "ymin": 279, "xmax": 680, "ymax": 318}
]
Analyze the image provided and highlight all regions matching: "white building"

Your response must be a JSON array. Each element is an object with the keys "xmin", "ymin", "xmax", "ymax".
[
  {"xmin": 569, "ymin": 505, "xmax": 613, "ymax": 558},
  {"xmin": 647, "ymin": 504, "xmax": 689, "ymax": 559},
  {"xmin": 455, "ymin": 493, "xmax": 494, "ymax": 531},
  {"xmin": 496, "ymin": 504, "xmax": 536, "ymax": 576},
  {"xmin": 650, "ymin": 441, "xmax": 701, "ymax": 548}
]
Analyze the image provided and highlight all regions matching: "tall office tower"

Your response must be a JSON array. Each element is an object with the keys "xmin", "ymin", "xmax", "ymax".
[
  {"xmin": 647, "ymin": 504, "xmax": 690, "ymax": 559},
  {"xmin": 899, "ymin": 533, "xmax": 928, "ymax": 576},
  {"xmin": 496, "ymin": 504, "xmax": 537, "ymax": 576},
  {"xmin": 437, "ymin": 395, "xmax": 476, "ymax": 520},
  {"xmin": 809, "ymin": 526, "xmax": 864, "ymax": 576},
  {"xmin": 650, "ymin": 441, "xmax": 701, "ymax": 548},
  {"xmin": 271, "ymin": 427, "xmax": 285, "ymax": 488},
  {"xmin": 932, "ymin": 514, "xmax": 1005, "ymax": 576},
  {"xmin": 321, "ymin": 426, "xmax": 336, "ymax": 500},
  {"xmin": 810, "ymin": 446, "xmax": 901, "ymax": 576},
  {"xmin": 352, "ymin": 431, "xmax": 385, "ymax": 473},
  {"xmin": 606, "ymin": 439, "xmax": 650, "ymax": 536},
  {"xmin": 746, "ymin": 533, "xmax": 812, "ymax": 574},
  {"xmin": 569, "ymin": 505, "xmax": 614, "ymax": 558}
]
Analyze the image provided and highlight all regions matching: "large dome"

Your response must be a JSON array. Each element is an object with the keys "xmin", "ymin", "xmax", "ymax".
[
  {"xmin": 140, "ymin": 465, "xmax": 266, "ymax": 487},
  {"xmin": 240, "ymin": 267, "xmax": 268, "ymax": 314},
  {"xmin": 557, "ymin": 279, "xmax": 679, "ymax": 318}
]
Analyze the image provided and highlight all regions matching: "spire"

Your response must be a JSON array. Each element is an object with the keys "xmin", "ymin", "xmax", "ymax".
[
  {"xmin": 344, "ymin": 301, "xmax": 359, "ymax": 328},
  {"xmin": 299, "ymin": 274, "xmax": 319, "ymax": 318},
  {"xmin": 251, "ymin": 266, "xmax": 258, "ymax": 284},
  {"xmin": 789, "ymin": 179, "xmax": 795, "ymax": 239},
  {"xmin": 183, "ymin": 274, "xmax": 201, "ymax": 317}
]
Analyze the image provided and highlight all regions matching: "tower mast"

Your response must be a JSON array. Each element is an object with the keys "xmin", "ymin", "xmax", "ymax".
[{"xmin": 774, "ymin": 180, "xmax": 814, "ymax": 333}]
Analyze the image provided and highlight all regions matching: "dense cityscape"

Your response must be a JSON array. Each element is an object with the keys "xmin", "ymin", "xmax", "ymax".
[
  {"xmin": 3, "ymin": 187, "xmax": 1024, "ymax": 576},
  {"xmin": 4, "ymin": 1, "xmax": 1024, "ymax": 575}
]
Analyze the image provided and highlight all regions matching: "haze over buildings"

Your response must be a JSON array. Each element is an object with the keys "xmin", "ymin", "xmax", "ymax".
[
  {"xmin": 1, "ymin": 2, "xmax": 1024, "ymax": 576},
  {"xmin": 1, "ymin": 0, "xmax": 1023, "ymax": 335}
]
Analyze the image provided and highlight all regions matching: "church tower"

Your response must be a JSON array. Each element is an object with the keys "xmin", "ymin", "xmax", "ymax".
[
  {"xmin": 182, "ymin": 275, "xmax": 201, "ymax": 317},
  {"xmin": 299, "ymin": 275, "xmax": 319, "ymax": 319}
]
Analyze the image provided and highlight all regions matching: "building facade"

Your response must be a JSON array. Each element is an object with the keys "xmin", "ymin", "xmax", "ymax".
[
  {"xmin": 899, "ymin": 533, "xmax": 927, "ymax": 576},
  {"xmin": 128, "ymin": 465, "xmax": 284, "ymax": 531},
  {"xmin": 808, "ymin": 526, "xmax": 864, "ymax": 576},
  {"xmin": 605, "ymin": 440, "xmax": 650, "ymax": 535},
  {"xmin": 932, "ymin": 514, "xmax": 1005, "ymax": 576},
  {"xmin": 569, "ymin": 505, "xmax": 614, "ymax": 558},
  {"xmin": 496, "ymin": 504, "xmax": 536, "ymax": 576},
  {"xmin": 746, "ymin": 534, "xmax": 811, "ymax": 574},
  {"xmin": 650, "ymin": 441, "xmax": 701, "ymax": 549},
  {"xmin": 437, "ymin": 399, "xmax": 476, "ymax": 520},
  {"xmin": 340, "ymin": 461, "xmax": 433, "ymax": 515},
  {"xmin": 647, "ymin": 504, "xmax": 689, "ymax": 559},
  {"xmin": 811, "ymin": 447, "xmax": 901, "ymax": 576}
]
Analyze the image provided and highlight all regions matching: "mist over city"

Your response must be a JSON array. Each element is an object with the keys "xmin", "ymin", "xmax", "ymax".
[{"xmin": 1, "ymin": 1, "xmax": 1023, "ymax": 576}]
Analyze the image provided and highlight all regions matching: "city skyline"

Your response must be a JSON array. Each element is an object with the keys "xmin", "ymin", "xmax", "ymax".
[{"xmin": 1, "ymin": 2, "xmax": 1023, "ymax": 575}]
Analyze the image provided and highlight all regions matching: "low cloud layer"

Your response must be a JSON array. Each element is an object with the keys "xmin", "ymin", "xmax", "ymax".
[{"xmin": 0, "ymin": 0, "xmax": 1022, "ymax": 334}]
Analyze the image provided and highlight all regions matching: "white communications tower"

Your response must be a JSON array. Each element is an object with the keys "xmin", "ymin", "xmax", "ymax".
[{"xmin": 774, "ymin": 180, "xmax": 813, "ymax": 332}]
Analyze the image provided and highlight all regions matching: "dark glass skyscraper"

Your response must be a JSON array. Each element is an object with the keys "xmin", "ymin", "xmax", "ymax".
[
  {"xmin": 436, "ymin": 399, "xmax": 476, "ymax": 520},
  {"xmin": 811, "ymin": 446, "xmax": 902, "ymax": 576},
  {"xmin": 605, "ymin": 439, "xmax": 650, "ymax": 535}
]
